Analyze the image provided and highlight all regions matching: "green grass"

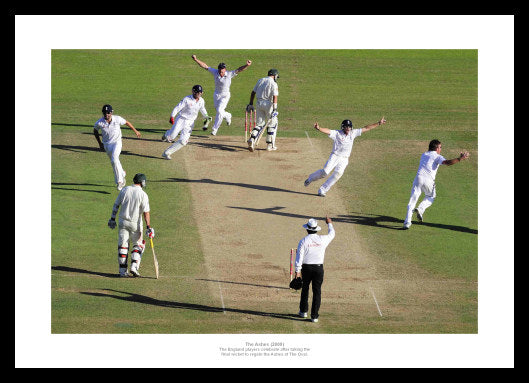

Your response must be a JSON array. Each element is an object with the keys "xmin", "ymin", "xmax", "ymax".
[{"xmin": 51, "ymin": 49, "xmax": 477, "ymax": 333}]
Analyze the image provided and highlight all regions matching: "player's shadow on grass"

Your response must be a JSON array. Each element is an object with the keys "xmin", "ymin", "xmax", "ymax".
[
  {"xmin": 80, "ymin": 289, "xmax": 305, "ymax": 322},
  {"xmin": 52, "ymin": 144, "xmax": 162, "ymax": 160},
  {"xmin": 52, "ymin": 182, "xmax": 111, "ymax": 195},
  {"xmin": 196, "ymin": 278, "xmax": 290, "ymax": 290},
  {"xmin": 227, "ymin": 206, "xmax": 477, "ymax": 234},
  {"xmin": 52, "ymin": 266, "xmax": 120, "ymax": 278},
  {"xmin": 159, "ymin": 178, "xmax": 314, "ymax": 196}
]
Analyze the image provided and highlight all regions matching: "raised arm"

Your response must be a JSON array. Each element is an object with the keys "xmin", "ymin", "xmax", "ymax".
[
  {"xmin": 361, "ymin": 116, "xmax": 387, "ymax": 133},
  {"xmin": 235, "ymin": 60, "xmax": 252, "ymax": 74},
  {"xmin": 191, "ymin": 54, "xmax": 209, "ymax": 70},
  {"xmin": 442, "ymin": 151, "xmax": 470, "ymax": 166},
  {"xmin": 314, "ymin": 122, "xmax": 331, "ymax": 135}
]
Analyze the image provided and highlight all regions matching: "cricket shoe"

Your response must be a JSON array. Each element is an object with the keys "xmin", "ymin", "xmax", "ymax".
[
  {"xmin": 298, "ymin": 311, "xmax": 308, "ymax": 318},
  {"xmin": 402, "ymin": 222, "xmax": 411, "ymax": 230},
  {"xmin": 119, "ymin": 271, "xmax": 130, "ymax": 278},
  {"xmin": 318, "ymin": 190, "xmax": 326, "ymax": 197},
  {"xmin": 247, "ymin": 138, "xmax": 255, "ymax": 152},
  {"xmin": 266, "ymin": 144, "xmax": 277, "ymax": 151},
  {"xmin": 226, "ymin": 114, "xmax": 232, "ymax": 126},
  {"xmin": 211, "ymin": 130, "xmax": 217, "ymax": 136},
  {"xmin": 130, "ymin": 268, "xmax": 141, "ymax": 277},
  {"xmin": 311, "ymin": 318, "xmax": 319, "ymax": 323},
  {"xmin": 161, "ymin": 133, "xmax": 168, "ymax": 142},
  {"xmin": 413, "ymin": 208, "xmax": 423, "ymax": 222},
  {"xmin": 162, "ymin": 152, "xmax": 172, "ymax": 160},
  {"xmin": 304, "ymin": 178, "xmax": 311, "ymax": 187}
]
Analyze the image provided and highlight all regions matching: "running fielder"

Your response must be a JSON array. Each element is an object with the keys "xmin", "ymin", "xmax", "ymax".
[
  {"xmin": 304, "ymin": 118, "xmax": 387, "ymax": 196},
  {"xmin": 403, "ymin": 139, "xmax": 470, "ymax": 229},
  {"xmin": 161, "ymin": 85, "xmax": 211, "ymax": 160},
  {"xmin": 191, "ymin": 55, "xmax": 252, "ymax": 136},
  {"xmin": 93, "ymin": 104, "xmax": 141, "ymax": 190},
  {"xmin": 246, "ymin": 69, "xmax": 280, "ymax": 152},
  {"xmin": 108, "ymin": 173, "xmax": 155, "ymax": 277}
]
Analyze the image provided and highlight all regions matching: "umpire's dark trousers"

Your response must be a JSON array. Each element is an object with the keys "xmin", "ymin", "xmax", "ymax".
[{"xmin": 299, "ymin": 264, "xmax": 324, "ymax": 320}]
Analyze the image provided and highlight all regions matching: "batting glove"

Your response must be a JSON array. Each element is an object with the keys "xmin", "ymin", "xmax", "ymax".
[
  {"xmin": 246, "ymin": 104, "xmax": 255, "ymax": 113},
  {"xmin": 108, "ymin": 218, "xmax": 116, "ymax": 229},
  {"xmin": 271, "ymin": 109, "xmax": 278, "ymax": 118},
  {"xmin": 169, "ymin": 116, "xmax": 175, "ymax": 125},
  {"xmin": 147, "ymin": 226, "xmax": 155, "ymax": 239}
]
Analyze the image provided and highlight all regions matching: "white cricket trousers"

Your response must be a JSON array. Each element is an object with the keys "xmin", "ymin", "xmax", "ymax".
[
  {"xmin": 212, "ymin": 92, "xmax": 231, "ymax": 133},
  {"xmin": 250, "ymin": 99, "xmax": 278, "ymax": 144},
  {"xmin": 118, "ymin": 219, "xmax": 144, "ymax": 273},
  {"xmin": 163, "ymin": 116, "xmax": 195, "ymax": 156},
  {"xmin": 307, "ymin": 153, "xmax": 349, "ymax": 194},
  {"xmin": 404, "ymin": 175, "xmax": 436, "ymax": 225},
  {"xmin": 104, "ymin": 141, "xmax": 125, "ymax": 186}
]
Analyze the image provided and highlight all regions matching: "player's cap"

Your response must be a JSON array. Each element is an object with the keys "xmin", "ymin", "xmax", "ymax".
[
  {"xmin": 218, "ymin": 62, "xmax": 226, "ymax": 69},
  {"xmin": 102, "ymin": 104, "xmax": 113, "ymax": 114},
  {"xmin": 133, "ymin": 173, "xmax": 147, "ymax": 188},
  {"xmin": 303, "ymin": 218, "xmax": 321, "ymax": 232},
  {"xmin": 341, "ymin": 119, "xmax": 353, "ymax": 129},
  {"xmin": 268, "ymin": 69, "xmax": 279, "ymax": 78},
  {"xmin": 192, "ymin": 85, "xmax": 203, "ymax": 94}
]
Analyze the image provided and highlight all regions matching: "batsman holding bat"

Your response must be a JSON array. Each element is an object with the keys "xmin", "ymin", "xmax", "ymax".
[
  {"xmin": 403, "ymin": 139, "xmax": 470, "ymax": 229},
  {"xmin": 246, "ymin": 69, "xmax": 280, "ymax": 152},
  {"xmin": 108, "ymin": 173, "xmax": 155, "ymax": 277}
]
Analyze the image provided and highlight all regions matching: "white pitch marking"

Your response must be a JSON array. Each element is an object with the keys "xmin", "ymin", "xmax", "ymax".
[
  {"xmin": 370, "ymin": 287, "xmax": 383, "ymax": 317},
  {"xmin": 218, "ymin": 281, "xmax": 226, "ymax": 314},
  {"xmin": 304, "ymin": 131, "xmax": 313, "ymax": 147}
]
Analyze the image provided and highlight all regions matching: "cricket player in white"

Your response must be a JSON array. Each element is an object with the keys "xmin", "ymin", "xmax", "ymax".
[
  {"xmin": 403, "ymin": 139, "xmax": 470, "ymax": 229},
  {"xmin": 108, "ymin": 173, "xmax": 154, "ymax": 277},
  {"xmin": 294, "ymin": 216, "xmax": 335, "ymax": 322},
  {"xmin": 304, "ymin": 118, "xmax": 387, "ymax": 196},
  {"xmin": 246, "ymin": 69, "xmax": 280, "ymax": 152},
  {"xmin": 191, "ymin": 55, "xmax": 252, "ymax": 136},
  {"xmin": 161, "ymin": 85, "xmax": 211, "ymax": 159},
  {"xmin": 93, "ymin": 104, "xmax": 141, "ymax": 190}
]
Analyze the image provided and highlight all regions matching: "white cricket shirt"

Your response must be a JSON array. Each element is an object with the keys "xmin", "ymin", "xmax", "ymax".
[
  {"xmin": 208, "ymin": 68, "xmax": 237, "ymax": 95},
  {"xmin": 416, "ymin": 151, "xmax": 447, "ymax": 181},
  {"xmin": 328, "ymin": 129, "xmax": 362, "ymax": 158},
  {"xmin": 295, "ymin": 224, "xmax": 335, "ymax": 273},
  {"xmin": 94, "ymin": 115, "xmax": 127, "ymax": 145},
  {"xmin": 171, "ymin": 95, "xmax": 207, "ymax": 120},
  {"xmin": 253, "ymin": 77, "xmax": 279, "ymax": 102},
  {"xmin": 113, "ymin": 185, "xmax": 150, "ymax": 225}
]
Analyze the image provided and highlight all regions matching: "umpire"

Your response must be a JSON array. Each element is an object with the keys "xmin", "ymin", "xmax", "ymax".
[{"xmin": 294, "ymin": 216, "xmax": 335, "ymax": 323}]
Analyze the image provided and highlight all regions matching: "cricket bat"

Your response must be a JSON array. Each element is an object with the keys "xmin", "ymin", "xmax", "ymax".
[{"xmin": 150, "ymin": 237, "xmax": 159, "ymax": 279}]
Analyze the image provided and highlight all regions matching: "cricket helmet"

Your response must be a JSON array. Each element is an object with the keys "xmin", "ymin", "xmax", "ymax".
[
  {"xmin": 218, "ymin": 62, "xmax": 227, "ymax": 70},
  {"xmin": 341, "ymin": 119, "xmax": 353, "ymax": 130},
  {"xmin": 192, "ymin": 84, "xmax": 203, "ymax": 94},
  {"xmin": 268, "ymin": 68, "xmax": 280, "ymax": 79},
  {"xmin": 102, "ymin": 104, "xmax": 113, "ymax": 114},
  {"xmin": 133, "ymin": 173, "xmax": 147, "ymax": 188}
]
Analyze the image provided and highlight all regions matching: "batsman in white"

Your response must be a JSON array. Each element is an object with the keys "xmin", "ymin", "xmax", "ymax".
[
  {"xmin": 191, "ymin": 55, "xmax": 252, "ymax": 136},
  {"xmin": 304, "ymin": 117, "xmax": 387, "ymax": 196},
  {"xmin": 403, "ymin": 139, "xmax": 470, "ymax": 229},
  {"xmin": 93, "ymin": 104, "xmax": 141, "ymax": 190},
  {"xmin": 246, "ymin": 69, "xmax": 280, "ymax": 152},
  {"xmin": 108, "ymin": 173, "xmax": 155, "ymax": 277},
  {"xmin": 161, "ymin": 85, "xmax": 211, "ymax": 160}
]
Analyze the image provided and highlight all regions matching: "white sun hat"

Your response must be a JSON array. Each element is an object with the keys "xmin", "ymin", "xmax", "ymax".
[{"xmin": 303, "ymin": 218, "xmax": 321, "ymax": 231}]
